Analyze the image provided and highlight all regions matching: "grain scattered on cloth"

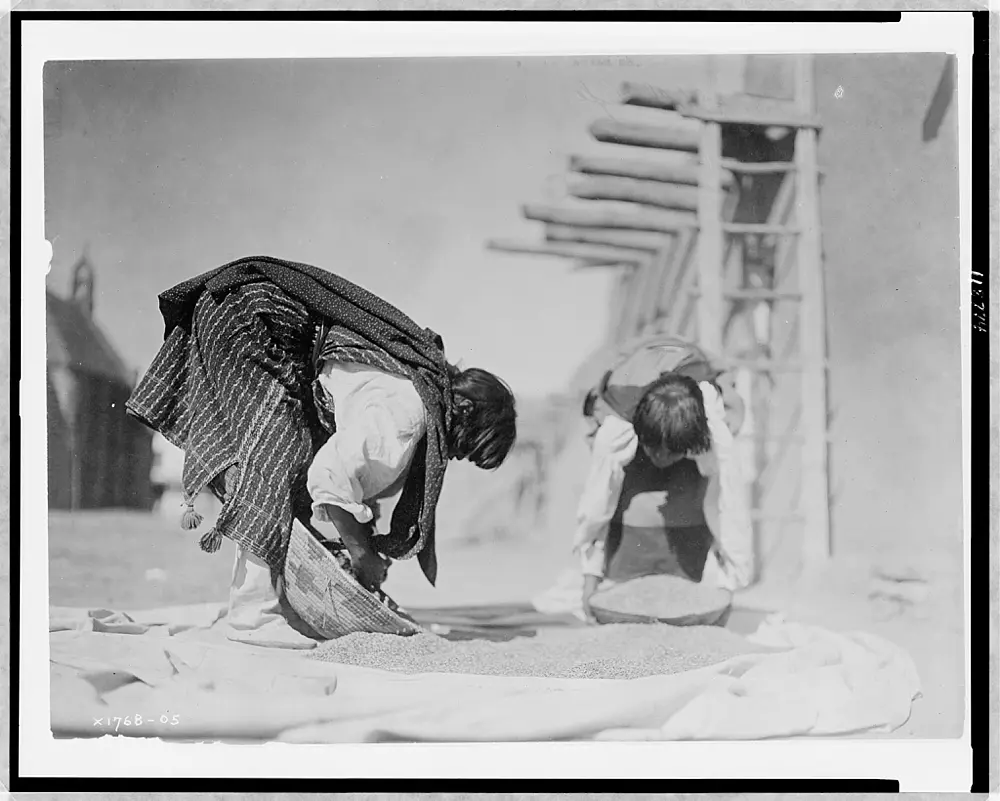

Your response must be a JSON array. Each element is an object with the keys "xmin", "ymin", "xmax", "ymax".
[
  {"xmin": 48, "ymin": 605, "xmax": 921, "ymax": 743},
  {"xmin": 590, "ymin": 574, "xmax": 732, "ymax": 619},
  {"xmin": 310, "ymin": 623, "xmax": 768, "ymax": 680}
]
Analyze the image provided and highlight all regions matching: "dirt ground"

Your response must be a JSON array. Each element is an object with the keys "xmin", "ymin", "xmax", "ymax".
[{"xmin": 46, "ymin": 510, "xmax": 966, "ymax": 740}]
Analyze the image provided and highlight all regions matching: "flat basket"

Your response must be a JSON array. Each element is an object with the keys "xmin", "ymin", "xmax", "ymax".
[
  {"xmin": 589, "ymin": 577, "xmax": 733, "ymax": 628},
  {"xmin": 283, "ymin": 519, "xmax": 423, "ymax": 640}
]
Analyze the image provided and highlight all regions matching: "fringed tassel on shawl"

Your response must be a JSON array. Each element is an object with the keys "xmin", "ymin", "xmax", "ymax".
[
  {"xmin": 199, "ymin": 528, "xmax": 223, "ymax": 553},
  {"xmin": 180, "ymin": 502, "xmax": 203, "ymax": 531}
]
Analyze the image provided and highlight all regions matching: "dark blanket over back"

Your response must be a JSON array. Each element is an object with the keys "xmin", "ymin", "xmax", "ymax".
[{"xmin": 126, "ymin": 256, "xmax": 453, "ymax": 585}]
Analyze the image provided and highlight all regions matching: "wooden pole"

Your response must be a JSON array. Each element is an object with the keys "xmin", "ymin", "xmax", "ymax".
[
  {"xmin": 692, "ymin": 288, "xmax": 804, "ymax": 301},
  {"xmin": 567, "ymin": 175, "xmax": 700, "ymax": 212},
  {"xmin": 635, "ymin": 237, "xmax": 676, "ymax": 333},
  {"xmin": 771, "ymin": 174, "xmax": 799, "ymax": 288},
  {"xmin": 545, "ymin": 224, "xmax": 670, "ymax": 253},
  {"xmin": 742, "ymin": 168, "xmax": 796, "ymax": 544},
  {"xmin": 620, "ymin": 259, "xmax": 656, "ymax": 341},
  {"xmin": 723, "ymin": 222, "xmax": 800, "ymax": 235},
  {"xmin": 665, "ymin": 234, "xmax": 700, "ymax": 339},
  {"xmin": 676, "ymin": 268, "xmax": 700, "ymax": 341},
  {"xmin": 793, "ymin": 53, "xmax": 832, "ymax": 570},
  {"xmin": 523, "ymin": 203, "xmax": 696, "ymax": 234},
  {"xmin": 620, "ymin": 79, "xmax": 820, "ymax": 128},
  {"xmin": 571, "ymin": 154, "xmax": 736, "ymax": 189},
  {"xmin": 589, "ymin": 117, "xmax": 701, "ymax": 153},
  {"xmin": 657, "ymin": 226, "xmax": 695, "ymax": 325},
  {"xmin": 608, "ymin": 270, "xmax": 633, "ymax": 344},
  {"xmin": 610, "ymin": 269, "xmax": 632, "ymax": 344},
  {"xmin": 721, "ymin": 159, "xmax": 802, "ymax": 175},
  {"xmin": 486, "ymin": 239, "xmax": 648, "ymax": 265},
  {"xmin": 681, "ymin": 105, "xmax": 821, "ymax": 130},
  {"xmin": 696, "ymin": 76, "xmax": 724, "ymax": 356}
]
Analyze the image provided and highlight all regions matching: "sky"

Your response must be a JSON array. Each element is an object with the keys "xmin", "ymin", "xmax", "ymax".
[{"xmin": 43, "ymin": 55, "xmax": 726, "ymax": 398}]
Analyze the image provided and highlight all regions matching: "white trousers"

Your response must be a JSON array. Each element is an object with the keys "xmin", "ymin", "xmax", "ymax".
[{"xmin": 227, "ymin": 547, "xmax": 317, "ymax": 649}]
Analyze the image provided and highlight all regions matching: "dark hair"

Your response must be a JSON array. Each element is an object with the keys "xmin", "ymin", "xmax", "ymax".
[
  {"xmin": 447, "ymin": 366, "xmax": 517, "ymax": 470},
  {"xmin": 632, "ymin": 373, "xmax": 712, "ymax": 457}
]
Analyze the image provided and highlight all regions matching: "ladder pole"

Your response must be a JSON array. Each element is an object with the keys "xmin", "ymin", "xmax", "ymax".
[
  {"xmin": 608, "ymin": 268, "xmax": 633, "ymax": 345},
  {"xmin": 697, "ymin": 75, "xmax": 724, "ymax": 356},
  {"xmin": 616, "ymin": 266, "xmax": 643, "ymax": 343},
  {"xmin": 623, "ymin": 257, "xmax": 658, "ymax": 339},
  {"xmin": 636, "ymin": 238, "xmax": 675, "ymax": 333},
  {"xmin": 658, "ymin": 227, "xmax": 695, "ymax": 332},
  {"xmin": 794, "ymin": 54, "xmax": 832, "ymax": 569}
]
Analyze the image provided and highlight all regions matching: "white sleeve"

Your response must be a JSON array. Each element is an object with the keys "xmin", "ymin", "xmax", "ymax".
[
  {"xmin": 572, "ymin": 415, "xmax": 638, "ymax": 577},
  {"xmin": 695, "ymin": 381, "xmax": 754, "ymax": 592},
  {"xmin": 307, "ymin": 400, "xmax": 422, "ymax": 525}
]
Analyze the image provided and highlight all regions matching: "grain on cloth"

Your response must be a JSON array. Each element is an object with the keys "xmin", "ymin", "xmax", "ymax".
[
  {"xmin": 591, "ymin": 574, "xmax": 733, "ymax": 620},
  {"xmin": 311, "ymin": 624, "xmax": 764, "ymax": 679}
]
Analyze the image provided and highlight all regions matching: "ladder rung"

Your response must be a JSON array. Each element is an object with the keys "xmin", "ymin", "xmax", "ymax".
[
  {"xmin": 727, "ymin": 289, "xmax": 803, "ymax": 301},
  {"xmin": 680, "ymin": 105, "xmax": 822, "ymax": 130},
  {"xmin": 719, "ymin": 159, "xmax": 798, "ymax": 174},
  {"xmin": 486, "ymin": 238, "xmax": 647, "ymax": 265},
  {"xmin": 689, "ymin": 289, "xmax": 803, "ymax": 301},
  {"xmin": 722, "ymin": 223, "xmax": 801, "ymax": 236}
]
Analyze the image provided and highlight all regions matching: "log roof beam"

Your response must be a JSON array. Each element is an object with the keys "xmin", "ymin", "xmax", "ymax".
[
  {"xmin": 523, "ymin": 203, "xmax": 696, "ymax": 234},
  {"xmin": 567, "ymin": 174, "xmax": 700, "ymax": 212},
  {"xmin": 544, "ymin": 224, "xmax": 672, "ymax": 253},
  {"xmin": 589, "ymin": 117, "xmax": 701, "ymax": 153},
  {"xmin": 486, "ymin": 238, "xmax": 648, "ymax": 266},
  {"xmin": 570, "ymin": 154, "xmax": 736, "ymax": 189}
]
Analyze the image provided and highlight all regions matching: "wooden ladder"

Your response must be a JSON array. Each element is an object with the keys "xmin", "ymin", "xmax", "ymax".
[
  {"xmin": 485, "ymin": 55, "xmax": 832, "ymax": 582},
  {"xmin": 604, "ymin": 55, "xmax": 831, "ymax": 579},
  {"xmin": 694, "ymin": 55, "xmax": 831, "ymax": 576}
]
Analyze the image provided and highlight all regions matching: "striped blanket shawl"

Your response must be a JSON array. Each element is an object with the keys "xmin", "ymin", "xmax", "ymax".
[{"xmin": 126, "ymin": 256, "xmax": 454, "ymax": 585}]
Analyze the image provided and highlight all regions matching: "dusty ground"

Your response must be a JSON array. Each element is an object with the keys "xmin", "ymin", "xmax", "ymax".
[{"xmin": 47, "ymin": 510, "xmax": 965, "ymax": 740}]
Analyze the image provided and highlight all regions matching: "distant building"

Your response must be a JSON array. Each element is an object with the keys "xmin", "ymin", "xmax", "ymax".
[{"xmin": 47, "ymin": 256, "xmax": 154, "ymax": 510}]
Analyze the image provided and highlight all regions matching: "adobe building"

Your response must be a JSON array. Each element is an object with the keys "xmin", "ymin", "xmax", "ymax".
[{"xmin": 47, "ymin": 256, "xmax": 155, "ymax": 510}]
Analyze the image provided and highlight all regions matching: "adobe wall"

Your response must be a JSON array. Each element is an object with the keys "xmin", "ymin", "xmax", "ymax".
[{"xmin": 814, "ymin": 53, "xmax": 962, "ymax": 569}]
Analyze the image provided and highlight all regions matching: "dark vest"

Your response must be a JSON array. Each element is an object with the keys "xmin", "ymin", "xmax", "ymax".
[{"xmin": 604, "ymin": 450, "xmax": 714, "ymax": 583}]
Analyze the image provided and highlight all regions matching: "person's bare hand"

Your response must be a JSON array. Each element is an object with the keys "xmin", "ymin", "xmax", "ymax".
[
  {"xmin": 351, "ymin": 550, "xmax": 390, "ymax": 592},
  {"xmin": 319, "ymin": 504, "xmax": 390, "ymax": 592}
]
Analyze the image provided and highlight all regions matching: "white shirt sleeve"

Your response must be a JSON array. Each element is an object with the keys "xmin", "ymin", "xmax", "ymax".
[
  {"xmin": 692, "ymin": 381, "xmax": 754, "ymax": 592},
  {"xmin": 307, "ymin": 368, "xmax": 425, "ymax": 525},
  {"xmin": 573, "ymin": 415, "xmax": 639, "ymax": 578}
]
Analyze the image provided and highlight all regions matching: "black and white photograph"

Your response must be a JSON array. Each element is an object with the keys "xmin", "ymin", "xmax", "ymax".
[{"xmin": 16, "ymin": 14, "xmax": 982, "ymax": 787}]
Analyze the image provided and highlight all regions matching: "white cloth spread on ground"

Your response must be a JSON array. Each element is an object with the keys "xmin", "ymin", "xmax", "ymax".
[
  {"xmin": 48, "ymin": 604, "xmax": 920, "ymax": 743},
  {"xmin": 573, "ymin": 381, "xmax": 753, "ymax": 592}
]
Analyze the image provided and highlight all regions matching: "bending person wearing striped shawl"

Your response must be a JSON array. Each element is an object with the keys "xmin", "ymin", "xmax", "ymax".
[{"xmin": 127, "ymin": 256, "xmax": 517, "ymax": 648}]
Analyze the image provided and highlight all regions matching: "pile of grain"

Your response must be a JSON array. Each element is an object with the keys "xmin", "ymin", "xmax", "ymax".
[
  {"xmin": 590, "ymin": 574, "xmax": 731, "ymax": 620},
  {"xmin": 310, "ymin": 624, "xmax": 764, "ymax": 680}
]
